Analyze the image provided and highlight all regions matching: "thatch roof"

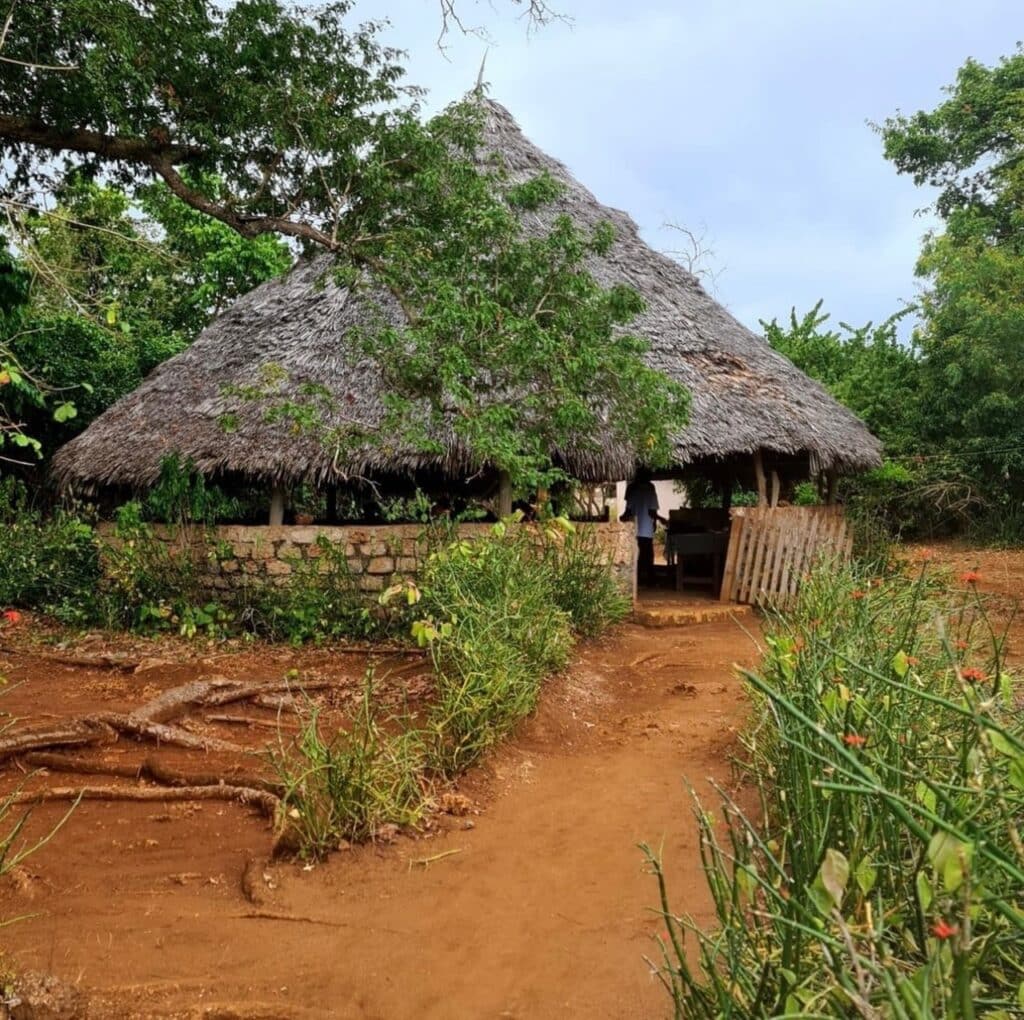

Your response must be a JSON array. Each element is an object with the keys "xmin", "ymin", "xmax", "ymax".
[{"xmin": 52, "ymin": 98, "xmax": 881, "ymax": 492}]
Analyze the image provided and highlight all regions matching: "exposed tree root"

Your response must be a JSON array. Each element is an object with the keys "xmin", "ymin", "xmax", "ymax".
[
  {"xmin": 0, "ymin": 643, "xmax": 140, "ymax": 671},
  {"xmin": 12, "ymin": 783, "xmax": 280, "ymax": 818},
  {"xmin": 95, "ymin": 713, "xmax": 244, "ymax": 753},
  {"xmin": 20, "ymin": 752, "xmax": 285, "ymax": 796},
  {"xmin": 0, "ymin": 721, "xmax": 114, "ymax": 762},
  {"xmin": 130, "ymin": 677, "xmax": 243, "ymax": 724},
  {"xmin": 206, "ymin": 714, "xmax": 298, "ymax": 731}
]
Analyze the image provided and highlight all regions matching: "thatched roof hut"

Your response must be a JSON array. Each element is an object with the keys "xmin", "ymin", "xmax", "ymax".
[{"xmin": 52, "ymin": 98, "xmax": 881, "ymax": 497}]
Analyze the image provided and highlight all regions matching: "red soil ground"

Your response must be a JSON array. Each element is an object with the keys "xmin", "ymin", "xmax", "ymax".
[
  {"xmin": 2, "ymin": 541, "xmax": 1016, "ymax": 1019},
  {"xmin": 0, "ymin": 612, "xmax": 761, "ymax": 1019}
]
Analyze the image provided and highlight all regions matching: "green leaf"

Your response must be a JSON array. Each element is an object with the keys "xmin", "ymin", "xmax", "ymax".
[
  {"xmin": 916, "ymin": 870, "xmax": 933, "ymax": 911},
  {"xmin": 854, "ymin": 858, "xmax": 877, "ymax": 895},
  {"xmin": 915, "ymin": 781, "xmax": 937, "ymax": 814},
  {"xmin": 892, "ymin": 650, "xmax": 910, "ymax": 678},
  {"xmin": 928, "ymin": 832, "xmax": 973, "ymax": 893},
  {"xmin": 814, "ymin": 849, "xmax": 849, "ymax": 912},
  {"xmin": 53, "ymin": 401, "xmax": 78, "ymax": 423},
  {"xmin": 988, "ymin": 730, "xmax": 1019, "ymax": 757},
  {"xmin": 1009, "ymin": 758, "xmax": 1024, "ymax": 793}
]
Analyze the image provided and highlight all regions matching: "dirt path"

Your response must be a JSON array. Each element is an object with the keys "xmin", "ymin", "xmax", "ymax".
[{"xmin": 0, "ymin": 616, "xmax": 760, "ymax": 1019}]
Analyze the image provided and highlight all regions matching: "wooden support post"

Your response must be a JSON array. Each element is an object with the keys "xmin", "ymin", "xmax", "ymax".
[
  {"xmin": 753, "ymin": 451, "xmax": 768, "ymax": 506},
  {"xmin": 269, "ymin": 484, "xmax": 286, "ymax": 526},
  {"xmin": 536, "ymin": 485, "xmax": 549, "ymax": 516},
  {"xmin": 498, "ymin": 471, "xmax": 513, "ymax": 518},
  {"xmin": 719, "ymin": 479, "xmax": 732, "ymax": 512},
  {"xmin": 825, "ymin": 470, "xmax": 838, "ymax": 505},
  {"xmin": 770, "ymin": 470, "xmax": 781, "ymax": 508}
]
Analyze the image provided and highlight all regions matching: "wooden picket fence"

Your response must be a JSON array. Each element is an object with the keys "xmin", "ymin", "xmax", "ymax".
[{"xmin": 719, "ymin": 505, "xmax": 852, "ymax": 606}]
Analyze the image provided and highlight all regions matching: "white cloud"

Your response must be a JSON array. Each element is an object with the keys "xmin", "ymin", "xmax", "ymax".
[{"xmin": 354, "ymin": 0, "xmax": 1018, "ymax": 335}]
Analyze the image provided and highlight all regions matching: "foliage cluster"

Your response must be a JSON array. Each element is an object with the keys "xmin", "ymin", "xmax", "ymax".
[
  {"xmin": 270, "ymin": 682, "xmax": 425, "ymax": 853},
  {"xmin": 1, "ymin": 2, "xmax": 690, "ymax": 493},
  {"xmin": 0, "ymin": 177, "xmax": 290, "ymax": 465},
  {"xmin": 0, "ymin": 478, "xmax": 102, "ymax": 625},
  {"xmin": 270, "ymin": 515, "xmax": 630, "ymax": 856},
  {"xmin": 646, "ymin": 560, "xmax": 1024, "ymax": 1018},
  {"xmin": 240, "ymin": 536, "xmax": 390, "ymax": 645},
  {"xmin": 769, "ymin": 46, "xmax": 1024, "ymax": 542}
]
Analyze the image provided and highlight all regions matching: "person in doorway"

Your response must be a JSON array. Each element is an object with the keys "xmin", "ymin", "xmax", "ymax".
[{"xmin": 620, "ymin": 469, "xmax": 659, "ymax": 586}]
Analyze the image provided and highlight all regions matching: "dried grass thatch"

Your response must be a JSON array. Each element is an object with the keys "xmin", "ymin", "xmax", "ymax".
[{"xmin": 52, "ymin": 98, "xmax": 881, "ymax": 493}]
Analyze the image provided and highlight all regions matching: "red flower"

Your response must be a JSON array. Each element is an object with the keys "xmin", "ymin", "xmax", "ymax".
[
  {"xmin": 931, "ymin": 919, "xmax": 958, "ymax": 940},
  {"xmin": 906, "ymin": 656, "xmax": 920, "ymax": 666},
  {"xmin": 851, "ymin": 589, "xmax": 866, "ymax": 601},
  {"xmin": 960, "ymin": 667, "xmax": 986, "ymax": 683},
  {"xmin": 917, "ymin": 547, "xmax": 935, "ymax": 562},
  {"xmin": 843, "ymin": 733, "xmax": 867, "ymax": 748},
  {"xmin": 959, "ymin": 570, "xmax": 981, "ymax": 585},
  {"xmin": 955, "ymin": 639, "xmax": 969, "ymax": 651},
  {"xmin": 1, "ymin": 609, "xmax": 21, "ymax": 624},
  {"xmin": 793, "ymin": 637, "xmax": 806, "ymax": 652}
]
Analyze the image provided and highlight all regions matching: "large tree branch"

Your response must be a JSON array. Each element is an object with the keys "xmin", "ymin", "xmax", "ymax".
[
  {"xmin": 0, "ymin": 113, "xmax": 203, "ymax": 164},
  {"xmin": 148, "ymin": 154, "xmax": 338, "ymax": 249}
]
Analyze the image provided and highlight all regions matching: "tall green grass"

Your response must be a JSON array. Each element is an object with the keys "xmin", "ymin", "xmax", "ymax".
[
  {"xmin": 645, "ymin": 561, "xmax": 1024, "ymax": 1019},
  {"xmin": 269, "ymin": 678, "xmax": 425, "ymax": 856}
]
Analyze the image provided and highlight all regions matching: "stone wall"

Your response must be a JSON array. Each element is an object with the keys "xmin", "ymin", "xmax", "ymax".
[{"xmin": 120, "ymin": 521, "xmax": 636, "ymax": 598}]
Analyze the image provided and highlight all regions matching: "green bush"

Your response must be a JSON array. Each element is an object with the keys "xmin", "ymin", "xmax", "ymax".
[
  {"xmin": 100, "ymin": 502, "xmax": 219, "ymax": 633},
  {"xmin": 542, "ymin": 523, "xmax": 631, "ymax": 636},
  {"xmin": 645, "ymin": 562, "xmax": 1024, "ymax": 1018},
  {"xmin": 0, "ymin": 479, "xmax": 103, "ymax": 624},
  {"xmin": 416, "ymin": 517, "xmax": 575, "ymax": 775},
  {"xmin": 238, "ymin": 535, "xmax": 391, "ymax": 644}
]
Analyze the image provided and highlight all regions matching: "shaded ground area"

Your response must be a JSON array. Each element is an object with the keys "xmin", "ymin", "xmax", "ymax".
[{"xmin": 0, "ymin": 614, "xmax": 760, "ymax": 1019}]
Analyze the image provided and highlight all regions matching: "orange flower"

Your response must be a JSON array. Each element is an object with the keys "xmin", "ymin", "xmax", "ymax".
[
  {"xmin": 1, "ymin": 609, "xmax": 21, "ymax": 624},
  {"xmin": 955, "ymin": 639, "xmax": 969, "ymax": 651},
  {"xmin": 931, "ymin": 919, "xmax": 958, "ymax": 940},
  {"xmin": 793, "ymin": 637, "xmax": 806, "ymax": 652},
  {"xmin": 959, "ymin": 570, "xmax": 981, "ymax": 585},
  {"xmin": 851, "ymin": 589, "xmax": 866, "ymax": 600},
  {"xmin": 960, "ymin": 667, "xmax": 986, "ymax": 683},
  {"xmin": 842, "ymin": 733, "xmax": 867, "ymax": 748},
  {"xmin": 906, "ymin": 656, "xmax": 920, "ymax": 666},
  {"xmin": 917, "ymin": 547, "xmax": 935, "ymax": 562}
]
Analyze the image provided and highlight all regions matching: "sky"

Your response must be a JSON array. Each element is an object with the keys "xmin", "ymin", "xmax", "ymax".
[{"xmin": 356, "ymin": 0, "xmax": 1020, "ymax": 337}]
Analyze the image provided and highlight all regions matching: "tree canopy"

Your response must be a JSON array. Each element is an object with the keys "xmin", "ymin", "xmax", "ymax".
[
  {"xmin": 881, "ymin": 46, "xmax": 1024, "ymax": 514},
  {"xmin": 1, "ymin": 1, "xmax": 688, "ymax": 485}
]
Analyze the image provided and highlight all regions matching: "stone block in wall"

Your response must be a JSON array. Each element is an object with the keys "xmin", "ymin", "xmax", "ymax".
[
  {"xmin": 250, "ymin": 541, "xmax": 275, "ymax": 561},
  {"xmin": 265, "ymin": 559, "xmax": 292, "ymax": 576},
  {"xmin": 277, "ymin": 542, "xmax": 301, "ymax": 561},
  {"xmin": 397, "ymin": 556, "xmax": 418, "ymax": 572},
  {"xmin": 367, "ymin": 556, "xmax": 395, "ymax": 575},
  {"xmin": 221, "ymin": 560, "xmax": 239, "ymax": 573},
  {"xmin": 288, "ymin": 527, "xmax": 321, "ymax": 545},
  {"xmin": 360, "ymin": 575, "xmax": 385, "ymax": 592}
]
